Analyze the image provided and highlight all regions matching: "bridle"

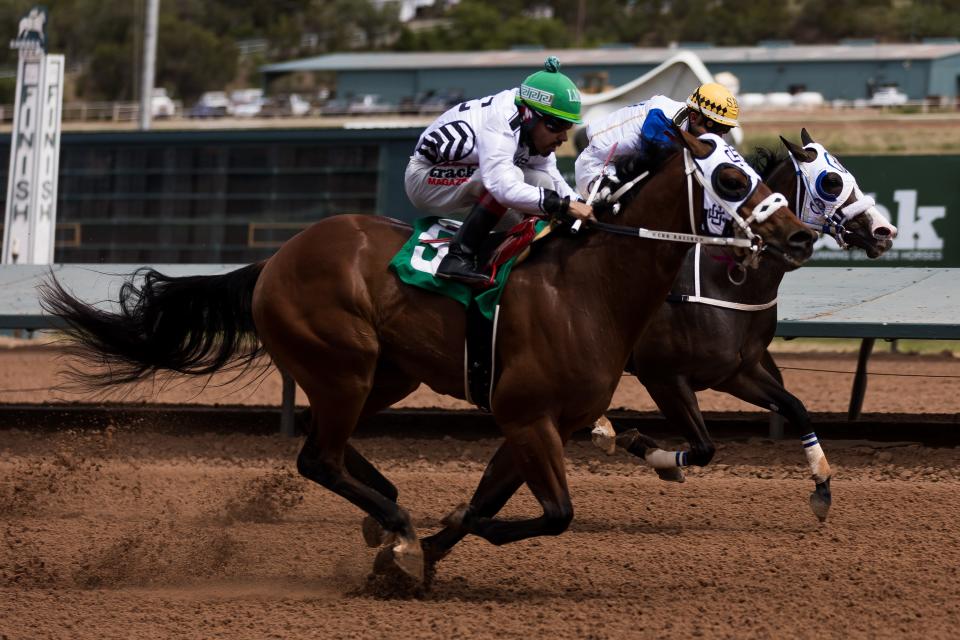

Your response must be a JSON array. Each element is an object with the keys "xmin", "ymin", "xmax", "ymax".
[
  {"xmin": 788, "ymin": 142, "xmax": 876, "ymax": 250},
  {"xmin": 586, "ymin": 133, "xmax": 788, "ymax": 273}
]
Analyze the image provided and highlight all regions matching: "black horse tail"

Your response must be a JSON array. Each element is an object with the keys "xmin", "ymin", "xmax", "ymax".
[{"xmin": 39, "ymin": 263, "xmax": 266, "ymax": 388}]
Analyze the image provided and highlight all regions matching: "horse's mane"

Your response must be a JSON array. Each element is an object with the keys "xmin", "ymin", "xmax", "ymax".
[
  {"xmin": 746, "ymin": 145, "xmax": 789, "ymax": 181},
  {"xmin": 593, "ymin": 139, "xmax": 680, "ymax": 219}
]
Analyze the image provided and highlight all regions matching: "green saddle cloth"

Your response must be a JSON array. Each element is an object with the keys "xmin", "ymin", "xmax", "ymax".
[{"xmin": 389, "ymin": 216, "xmax": 539, "ymax": 321}]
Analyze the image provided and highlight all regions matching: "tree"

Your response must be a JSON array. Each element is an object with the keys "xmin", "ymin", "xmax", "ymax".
[{"xmin": 156, "ymin": 15, "xmax": 237, "ymax": 101}]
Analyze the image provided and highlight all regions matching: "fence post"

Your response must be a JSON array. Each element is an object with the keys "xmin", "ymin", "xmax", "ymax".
[
  {"xmin": 280, "ymin": 371, "xmax": 297, "ymax": 437},
  {"xmin": 848, "ymin": 338, "xmax": 876, "ymax": 421}
]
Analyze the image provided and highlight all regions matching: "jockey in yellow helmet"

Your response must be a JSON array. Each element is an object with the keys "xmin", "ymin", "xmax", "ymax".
[
  {"xmin": 575, "ymin": 82, "xmax": 740, "ymax": 197},
  {"xmin": 686, "ymin": 82, "xmax": 740, "ymax": 132}
]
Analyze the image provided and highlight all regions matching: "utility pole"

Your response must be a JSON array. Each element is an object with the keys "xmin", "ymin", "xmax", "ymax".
[
  {"xmin": 139, "ymin": 0, "xmax": 160, "ymax": 130},
  {"xmin": 575, "ymin": 0, "xmax": 586, "ymax": 47}
]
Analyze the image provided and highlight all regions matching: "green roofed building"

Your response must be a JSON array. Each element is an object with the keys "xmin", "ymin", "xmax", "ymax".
[{"xmin": 261, "ymin": 42, "xmax": 960, "ymax": 104}]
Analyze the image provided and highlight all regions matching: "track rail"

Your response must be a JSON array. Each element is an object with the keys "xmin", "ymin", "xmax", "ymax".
[{"xmin": 1, "ymin": 404, "xmax": 958, "ymax": 445}]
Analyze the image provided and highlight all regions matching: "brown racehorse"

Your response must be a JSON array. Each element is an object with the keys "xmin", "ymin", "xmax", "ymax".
[
  {"xmin": 612, "ymin": 130, "xmax": 897, "ymax": 522},
  {"xmin": 40, "ymin": 129, "xmax": 815, "ymax": 585}
]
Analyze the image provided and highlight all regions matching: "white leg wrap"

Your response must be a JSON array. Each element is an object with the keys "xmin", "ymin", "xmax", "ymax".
[
  {"xmin": 645, "ymin": 448, "xmax": 689, "ymax": 469},
  {"xmin": 801, "ymin": 432, "xmax": 831, "ymax": 483}
]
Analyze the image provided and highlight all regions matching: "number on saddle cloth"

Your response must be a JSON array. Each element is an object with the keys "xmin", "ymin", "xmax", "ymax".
[{"xmin": 389, "ymin": 216, "xmax": 548, "ymax": 321}]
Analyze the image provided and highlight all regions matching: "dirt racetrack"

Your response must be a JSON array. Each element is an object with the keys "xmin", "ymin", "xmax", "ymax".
[{"xmin": 2, "ymin": 344, "xmax": 960, "ymax": 639}]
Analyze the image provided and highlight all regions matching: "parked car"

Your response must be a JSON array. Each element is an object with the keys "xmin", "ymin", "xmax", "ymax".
[
  {"xmin": 870, "ymin": 86, "xmax": 908, "ymax": 106},
  {"xmin": 229, "ymin": 88, "xmax": 266, "ymax": 117},
  {"xmin": 188, "ymin": 91, "xmax": 229, "ymax": 118},
  {"xmin": 151, "ymin": 88, "xmax": 176, "ymax": 118},
  {"xmin": 417, "ymin": 90, "xmax": 464, "ymax": 115},
  {"xmin": 793, "ymin": 91, "xmax": 825, "ymax": 107},
  {"xmin": 765, "ymin": 92, "xmax": 794, "ymax": 108},
  {"xmin": 258, "ymin": 93, "xmax": 312, "ymax": 117},
  {"xmin": 738, "ymin": 92, "xmax": 766, "ymax": 108},
  {"xmin": 319, "ymin": 97, "xmax": 351, "ymax": 116},
  {"xmin": 346, "ymin": 94, "xmax": 393, "ymax": 115}
]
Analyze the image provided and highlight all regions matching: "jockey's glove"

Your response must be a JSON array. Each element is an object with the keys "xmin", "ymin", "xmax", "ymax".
[{"xmin": 542, "ymin": 191, "xmax": 571, "ymax": 217}]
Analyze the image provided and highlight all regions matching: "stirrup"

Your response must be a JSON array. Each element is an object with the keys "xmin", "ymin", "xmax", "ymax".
[{"xmin": 436, "ymin": 253, "xmax": 489, "ymax": 285}]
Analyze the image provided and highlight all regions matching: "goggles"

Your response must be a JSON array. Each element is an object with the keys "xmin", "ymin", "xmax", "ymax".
[{"xmin": 540, "ymin": 113, "xmax": 573, "ymax": 133}]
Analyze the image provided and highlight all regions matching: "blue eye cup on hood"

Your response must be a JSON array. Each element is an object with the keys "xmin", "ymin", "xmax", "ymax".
[{"xmin": 814, "ymin": 170, "xmax": 839, "ymax": 202}]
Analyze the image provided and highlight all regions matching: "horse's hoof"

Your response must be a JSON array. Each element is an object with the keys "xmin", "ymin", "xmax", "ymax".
[
  {"xmin": 361, "ymin": 515, "xmax": 386, "ymax": 548},
  {"xmin": 656, "ymin": 467, "xmax": 685, "ymax": 483},
  {"xmin": 809, "ymin": 479, "xmax": 832, "ymax": 523},
  {"xmin": 591, "ymin": 416, "xmax": 617, "ymax": 455},
  {"xmin": 441, "ymin": 503, "xmax": 471, "ymax": 531},
  {"xmin": 389, "ymin": 535, "xmax": 424, "ymax": 583}
]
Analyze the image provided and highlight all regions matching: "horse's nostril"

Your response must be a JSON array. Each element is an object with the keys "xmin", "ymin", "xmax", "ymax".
[
  {"xmin": 874, "ymin": 227, "xmax": 892, "ymax": 239},
  {"xmin": 788, "ymin": 229, "xmax": 816, "ymax": 248}
]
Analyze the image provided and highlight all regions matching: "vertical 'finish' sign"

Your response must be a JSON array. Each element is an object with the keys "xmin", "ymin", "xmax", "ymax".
[{"xmin": 2, "ymin": 6, "xmax": 63, "ymax": 265}]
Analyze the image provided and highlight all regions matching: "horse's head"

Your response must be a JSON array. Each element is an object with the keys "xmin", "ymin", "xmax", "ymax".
[
  {"xmin": 780, "ymin": 128, "xmax": 897, "ymax": 259},
  {"xmin": 679, "ymin": 129, "xmax": 815, "ymax": 270}
]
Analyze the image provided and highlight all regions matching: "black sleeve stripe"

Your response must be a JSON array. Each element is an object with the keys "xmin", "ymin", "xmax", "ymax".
[
  {"xmin": 450, "ymin": 121, "xmax": 469, "ymax": 162},
  {"xmin": 509, "ymin": 112, "xmax": 522, "ymax": 131},
  {"xmin": 439, "ymin": 127, "xmax": 456, "ymax": 159}
]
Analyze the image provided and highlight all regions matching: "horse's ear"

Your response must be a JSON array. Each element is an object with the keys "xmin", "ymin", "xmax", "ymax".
[
  {"xmin": 800, "ymin": 128, "xmax": 814, "ymax": 146},
  {"xmin": 781, "ymin": 135, "xmax": 817, "ymax": 163},
  {"xmin": 679, "ymin": 128, "xmax": 713, "ymax": 159}
]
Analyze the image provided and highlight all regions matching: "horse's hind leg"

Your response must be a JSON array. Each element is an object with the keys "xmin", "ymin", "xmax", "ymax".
[
  {"xmin": 422, "ymin": 442, "xmax": 525, "ymax": 567},
  {"xmin": 297, "ymin": 365, "xmax": 416, "ymax": 507},
  {"xmin": 717, "ymin": 351, "xmax": 832, "ymax": 522},
  {"xmin": 352, "ymin": 367, "xmax": 420, "ymax": 547},
  {"xmin": 295, "ymin": 367, "xmax": 424, "ymax": 581},
  {"xmin": 445, "ymin": 416, "xmax": 574, "ymax": 546}
]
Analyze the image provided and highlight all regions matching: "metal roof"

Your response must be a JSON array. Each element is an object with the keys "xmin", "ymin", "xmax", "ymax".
[{"xmin": 261, "ymin": 43, "xmax": 960, "ymax": 74}]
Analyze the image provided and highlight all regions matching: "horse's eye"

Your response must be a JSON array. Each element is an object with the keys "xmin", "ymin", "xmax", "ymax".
[
  {"xmin": 719, "ymin": 172, "xmax": 743, "ymax": 190},
  {"xmin": 711, "ymin": 163, "xmax": 751, "ymax": 201},
  {"xmin": 822, "ymin": 173, "xmax": 842, "ymax": 193}
]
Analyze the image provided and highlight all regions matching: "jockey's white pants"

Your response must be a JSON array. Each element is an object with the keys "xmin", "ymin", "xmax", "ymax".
[{"xmin": 404, "ymin": 155, "xmax": 554, "ymax": 218}]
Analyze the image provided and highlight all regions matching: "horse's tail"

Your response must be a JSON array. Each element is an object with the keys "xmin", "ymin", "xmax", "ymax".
[{"xmin": 39, "ymin": 263, "xmax": 266, "ymax": 388}]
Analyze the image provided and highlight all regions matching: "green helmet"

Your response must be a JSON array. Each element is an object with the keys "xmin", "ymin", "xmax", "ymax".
[{"xmin": 515, "ymin": 56, "xmax": 582, "ymax": 124}]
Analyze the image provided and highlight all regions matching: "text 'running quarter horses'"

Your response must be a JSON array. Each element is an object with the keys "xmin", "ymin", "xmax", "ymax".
[
  {"xmin": 39, "ymin": 129, "xmax": 814, "ymax": 589},
  {"xmin": 599, "ymin": 128, "xmax": 896, "ymax": 522}
]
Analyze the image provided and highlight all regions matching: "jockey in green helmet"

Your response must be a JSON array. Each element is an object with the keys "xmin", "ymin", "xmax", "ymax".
[{"xmin": 405, "ymin": 56, "xmax": 594, "ymax": 286}]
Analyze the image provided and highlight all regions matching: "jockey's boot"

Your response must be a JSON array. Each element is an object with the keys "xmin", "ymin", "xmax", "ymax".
[{"xmin": 436, "ymin": 201, "xmax": 500, "ymax": 286}]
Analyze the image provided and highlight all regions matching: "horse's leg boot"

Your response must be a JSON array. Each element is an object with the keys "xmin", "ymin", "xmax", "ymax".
[{"xmin": 436, "ymin": 198, "xmax": 501, "ymax": 286}]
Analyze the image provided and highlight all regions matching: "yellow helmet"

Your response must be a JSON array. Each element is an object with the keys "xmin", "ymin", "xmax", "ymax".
[{"xmin": 686, "ymin": 82, "xmax": 740, "ymax": 128}]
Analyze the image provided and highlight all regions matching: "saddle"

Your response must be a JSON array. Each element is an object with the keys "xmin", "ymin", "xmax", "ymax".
[
  {"xmin": 389, "ymin": 215, "xmax": 557, "ymax": 412},
  {"xmin": 426, "ymin": 215, "xmax": 558, "ymax": 286}
]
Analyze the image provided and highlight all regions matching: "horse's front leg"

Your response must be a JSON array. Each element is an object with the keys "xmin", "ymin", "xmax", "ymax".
[
  {"xmin": 717, "ymin": 350, "xmax": 832, "ymax": 522},
  {"xmin": 446, "ymin": 415, "xmax": 573, "ymax": 546},
  {"xmin": 421, "ymin": 441, "xmax": 526, "ymax": 582}
]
